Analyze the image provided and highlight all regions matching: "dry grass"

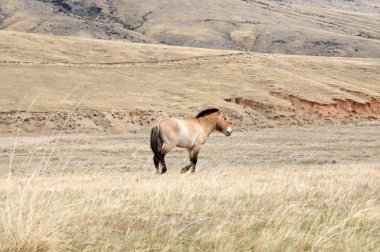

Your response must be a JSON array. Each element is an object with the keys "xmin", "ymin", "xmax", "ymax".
[
  {"xmin": 2, "ymin": 125, "xmax": 380, "ymax": 175},
  {"xmin": 0, "ymin": 165, "xmax": 379, "ymax": 251}
]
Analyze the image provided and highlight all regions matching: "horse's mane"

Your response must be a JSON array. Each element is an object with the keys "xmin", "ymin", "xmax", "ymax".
[{"xmin": 195, "ymin": 108, "xmax": 220, "ymax": 118}]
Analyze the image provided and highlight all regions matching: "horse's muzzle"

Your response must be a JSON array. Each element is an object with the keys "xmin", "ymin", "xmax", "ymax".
[{"xmin": 225, "ymin": 127, "xmax": 233, "ymax": 137}]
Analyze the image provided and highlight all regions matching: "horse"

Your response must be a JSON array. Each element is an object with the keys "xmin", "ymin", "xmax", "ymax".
[{"xmin": 150, "ymin": 108, "xmax": 232, "ymax": 174}]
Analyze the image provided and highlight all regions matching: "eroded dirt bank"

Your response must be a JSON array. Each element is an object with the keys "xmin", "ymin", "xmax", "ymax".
[
  {"xmin": 1, "ymin": 89, "xmax": 380, "ymax": 135},
  {"xmin": 224, "ymin": 88, "xmax": 380, "ymax": 129}
]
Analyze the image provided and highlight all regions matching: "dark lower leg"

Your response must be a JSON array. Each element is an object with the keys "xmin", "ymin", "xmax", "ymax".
[
  {"xmin": 181, "ymin": 163, "xmax": 193, "ymax": 173},
  {"xmin": 153, "ymin": 156, "xmax": 159, "ymax": 173},
  {"xmin": 190, "ymin": 165, "xmax": 197, "ymax": 173},
  {"xmin": 190, "ymin": 154, "xmax": 198, "ymax": 173},
  {"xmin": 160, "ymin": 144, "xmax": 175, "ymax": 174},
  {"xmin": 161, "ymin": 158, "xmax": 167, "ymax": 174}
]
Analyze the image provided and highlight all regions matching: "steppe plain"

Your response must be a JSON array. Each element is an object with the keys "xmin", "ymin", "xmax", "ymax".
[{"xmin": 0, "ymin": 0, "xmax": 379, "ymax": 251}]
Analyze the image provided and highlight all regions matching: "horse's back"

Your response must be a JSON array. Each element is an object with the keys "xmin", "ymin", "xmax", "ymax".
[{"xmin": 158, "ymin": 118, "xmax": 180, "ymax": 133}]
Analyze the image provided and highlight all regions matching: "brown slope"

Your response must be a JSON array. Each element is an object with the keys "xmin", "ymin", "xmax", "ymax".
[
  {"xmin": 1, "ymin": 31, "xmax": 379, "ymax": 134},
  {"xmin": 0, "ymin": 0, "xmax": 157, "ymax": 43},
  {"xmin": 0, "ymin": 0, "xmax": 379, "ymax": 58}
]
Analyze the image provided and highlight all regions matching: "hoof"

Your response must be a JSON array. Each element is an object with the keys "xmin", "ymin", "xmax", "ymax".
[{"xmin": 181, "ymin": 168, "xmax": 188, "ymax": 173}]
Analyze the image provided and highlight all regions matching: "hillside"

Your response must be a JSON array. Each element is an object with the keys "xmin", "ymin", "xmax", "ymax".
[
  {"xmin": 0, "ymin": 30, "xmax": 379, "ymax": 134},
  {"xmin": 0, "ymin": 0, "xmax": 379, "ymax": 57}
]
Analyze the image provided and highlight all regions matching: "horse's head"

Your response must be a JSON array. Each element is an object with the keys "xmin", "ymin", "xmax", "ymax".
[{"xmin": 216, "ymin": 111, "xmax": 233, "ymax": 137}]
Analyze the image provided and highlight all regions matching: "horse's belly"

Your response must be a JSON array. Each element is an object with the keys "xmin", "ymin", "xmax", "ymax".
[{"xmin": 177, "ymin": 138, "xmax": 195, "ymax": 148}]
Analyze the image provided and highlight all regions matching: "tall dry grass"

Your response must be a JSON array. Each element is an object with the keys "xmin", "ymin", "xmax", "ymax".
[{"xmin": 0, "ymin": 165, "xmax": 379, "ymax": 251}]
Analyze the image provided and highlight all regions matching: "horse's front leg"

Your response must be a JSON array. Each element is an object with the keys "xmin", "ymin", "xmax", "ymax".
[
  {"xmin": 190, "ymin": 148, "xmax": 200, "ymax": 173},
  {"xmin": 181, "ymin": 147, "xmax": 200, "ymax": 173},
  {"xmin": 181, "ymin": 164, "xmax": 193, "ymax": 173},
  {"xmin": 181, "ymin": 148, "xmax": 194, "ymax": 173}
]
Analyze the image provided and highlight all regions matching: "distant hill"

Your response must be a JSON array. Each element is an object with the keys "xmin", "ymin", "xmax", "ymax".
[
  {"xmin": 0, "ymin": 30, "xmax": 379, "ymax": 134},
  {"xmin": 0, "ymin": 0, "xmax": 379, "ymax": 57}
]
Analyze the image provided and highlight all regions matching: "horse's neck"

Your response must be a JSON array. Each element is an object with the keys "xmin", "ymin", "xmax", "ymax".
[{"xmin": 198, "ymin": 115, "xmax": 218, "ymax": 137}]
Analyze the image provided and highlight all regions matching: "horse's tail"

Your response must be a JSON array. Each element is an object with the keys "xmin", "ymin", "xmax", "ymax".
[{"xmin": 150, "ymin": 125, "xmax": 164, "ymax": 161}]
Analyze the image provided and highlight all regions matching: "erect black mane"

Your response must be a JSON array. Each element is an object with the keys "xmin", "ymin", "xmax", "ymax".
[{"xmin": 195, "ymin": 108, "xmax": 220, "ymax": 118}]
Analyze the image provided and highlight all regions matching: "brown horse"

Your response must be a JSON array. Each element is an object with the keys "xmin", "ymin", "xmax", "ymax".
[{"xmin": 150, "ymin": 108, "xmax": 232, "ymax": 174}]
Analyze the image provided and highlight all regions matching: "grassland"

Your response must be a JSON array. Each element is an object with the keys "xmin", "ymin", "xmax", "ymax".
[
  {"xmin": 1, "ymin": 125, "xmax": 379, "ymax": 250},
  {"xmin": 2, "ymin": 126, "xmax": 380, "ymax": 175},
  {"xmin": 1, "ymin": 165, "xmax": 379, "ymax": 251}
]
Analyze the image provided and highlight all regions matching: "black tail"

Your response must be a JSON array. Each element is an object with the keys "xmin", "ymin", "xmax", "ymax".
[{"xmin": 150, "ymin": 125, "xmax": 164, "ymax": 161}]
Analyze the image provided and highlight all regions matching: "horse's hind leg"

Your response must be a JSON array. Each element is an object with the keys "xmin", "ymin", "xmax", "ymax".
[
  {"xmin": 154, "ymin": 154, "xmax": 167, "ymax": 174},
  {"xmin": 161, "ymin": 157, "xmax": 167, "ymax": 174},
  {"xmin": 153, "ymin": 156, "xmax": 160, "ymax": 174},
  {"xmin": 160, "ymin": 142, "xmax": 176, "ymax": 174}
]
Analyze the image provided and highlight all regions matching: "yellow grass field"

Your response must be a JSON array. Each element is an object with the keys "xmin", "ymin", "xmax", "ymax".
[
  {"xmin": 1, "ymin": 166, "xmax": 379, "ymax": 251},
  {"xmin": 1, "ymin": 126, "xmax": 379, "ymax": 251}
]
